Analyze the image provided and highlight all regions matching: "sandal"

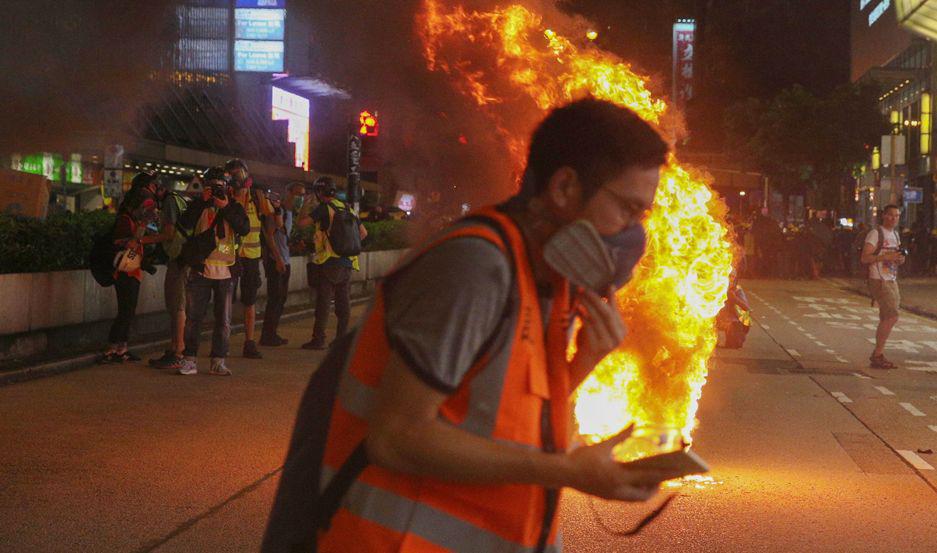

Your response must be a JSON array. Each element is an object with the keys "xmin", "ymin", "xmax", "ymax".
[{"xmin": 869, "ymin": 354, "xmax": 897, "ymax": 369}]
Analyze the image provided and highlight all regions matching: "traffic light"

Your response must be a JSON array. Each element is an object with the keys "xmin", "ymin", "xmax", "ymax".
[{"xmin": 359, "ymin": 110, "xmax": 379, "ymax": 137}]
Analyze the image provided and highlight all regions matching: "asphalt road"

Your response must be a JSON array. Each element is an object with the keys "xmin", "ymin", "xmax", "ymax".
[{"xmin": 2, "ymin": 280, "xmax": 936, "ymax": 552}]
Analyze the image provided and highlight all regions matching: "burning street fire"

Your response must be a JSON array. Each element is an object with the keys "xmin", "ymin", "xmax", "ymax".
[{"xmin": 418, "ymin": 1, "xmax": 735, "ymax": 457}]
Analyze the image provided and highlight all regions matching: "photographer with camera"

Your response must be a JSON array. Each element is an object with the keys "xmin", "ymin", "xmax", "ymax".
[
  {"xmin": 175, "ymin": 167, "xmax": 250, "ymax": 376},
  {"xmin": 97, "ymin": 171, "xmax": 162, "ymax": 364},
  {"xmin": 861, "ymin": 204, "xmax": 907, "ymax": 369}
]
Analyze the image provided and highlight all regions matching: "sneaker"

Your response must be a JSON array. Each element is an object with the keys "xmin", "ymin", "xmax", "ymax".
[
  {"xmin": 243, "ymin": 340, "xmax": 263, "ymax": 359},
  {"xmin": 301, "ymin": 339, "xmax": 327, "ymax": 351},
  {"xmin": 119, "ymin": 351, "xmax": 142, "ymax": 363},
  {"xmin": 149, "ymin": 351, "xmax": 174, "ymax": 367},
  {"xmin": 153, "ymin": 354, "xmax": 183, "ymax": 370},
  {"xmin": 209, "ymin": 357, "xmax": 232, "ymax": 376},
  {"xmin": 259, "ymin": 336, "xmax": 289, "ymax": 347},
  {"xmin": 869, "ymin": 354, "xmax": 897, "ymax": 369},
  {"xmin": 97, "ymin": 352, "xmax": 123, "ymax": 364},
  {"xmin": 177, "ymin": 357, "xmax": 198, "ymax": 376}
]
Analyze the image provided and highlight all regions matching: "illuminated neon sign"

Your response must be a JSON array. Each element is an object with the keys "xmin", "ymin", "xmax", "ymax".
[{"xmin": 272, "ymin": 86, "xmax": 310, "ymax": 170}]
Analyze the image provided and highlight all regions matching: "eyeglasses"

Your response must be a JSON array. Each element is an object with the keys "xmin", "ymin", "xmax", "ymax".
[{"xmin": 601, "ymin": 186, "xmax": 652, "ymax": 219}]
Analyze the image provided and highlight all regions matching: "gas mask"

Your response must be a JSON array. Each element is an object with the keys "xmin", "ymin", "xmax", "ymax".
[{"xmin": 543, "ymin": 220, "xmax": 647, "ymax": 295}]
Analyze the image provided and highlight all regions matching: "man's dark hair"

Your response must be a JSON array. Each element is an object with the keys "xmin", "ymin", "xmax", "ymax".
[
  {"xmin": 313, "ymin": 176, "xmax": 338, "ymax": 197},
  {"xmin": 883, "ymin": 204, "xmax": 901, "ymax": 214},
  {"xmin": 523, "ymin": 98, "xmax": 669, "ymax": 198}
]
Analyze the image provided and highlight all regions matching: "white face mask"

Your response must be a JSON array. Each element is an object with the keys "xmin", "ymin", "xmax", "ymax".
[{"xmin": 543, "ymin": 220, "xmax": 647, "ymax": 295}]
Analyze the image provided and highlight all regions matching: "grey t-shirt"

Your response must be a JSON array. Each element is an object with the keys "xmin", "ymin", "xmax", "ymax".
[{"xmin": 383, "ymin": 237, "xmax": 512, "ymax": 392}]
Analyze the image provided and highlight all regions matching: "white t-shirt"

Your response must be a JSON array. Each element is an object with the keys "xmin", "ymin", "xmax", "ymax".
[{"xmin": 865, "ymin": 227, "xmax": 900, "ymax": 281}]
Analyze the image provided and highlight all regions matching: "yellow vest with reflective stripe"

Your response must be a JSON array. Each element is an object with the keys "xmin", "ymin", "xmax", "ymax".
[
  {"xmin": 239, "ymin": 195, "xmax": 263, "ymax": 259},
  {"xmin": 313, "ymin": 199, "xmax": 360, "ymax": 271}
]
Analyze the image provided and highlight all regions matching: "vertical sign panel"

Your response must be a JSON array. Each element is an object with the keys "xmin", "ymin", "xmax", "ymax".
[
  {"xmin": 672, "ymin": 19, "xmax": 696, "ymax": 109},
  {"xmin": 271, "ymin": 86, "xmax": 310, "ymax": 169}
]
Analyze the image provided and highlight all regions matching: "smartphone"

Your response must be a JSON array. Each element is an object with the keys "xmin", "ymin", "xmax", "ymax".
[{"xmin": 619, "ymin": 448, "xmax": 709, "ymax": 485}]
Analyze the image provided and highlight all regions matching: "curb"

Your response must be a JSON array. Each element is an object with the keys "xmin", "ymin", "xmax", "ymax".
[{"xmin": 0, "ymin": 296, "xmax": 371, "ymax": 387}]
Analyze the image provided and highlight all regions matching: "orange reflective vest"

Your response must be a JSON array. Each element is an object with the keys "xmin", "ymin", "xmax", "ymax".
[{"xmin": 318, "ymin": 207, "xmax": 573, "ymax": 553}]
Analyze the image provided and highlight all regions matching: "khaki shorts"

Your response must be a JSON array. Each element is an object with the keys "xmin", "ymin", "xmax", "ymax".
[
  {"xmin": 165, "ymin": 259, "xmax": 189, "ymax": 313},
  {"xmin": 868, "ymin": 279, "xmax": 900, "ymax": 320}
]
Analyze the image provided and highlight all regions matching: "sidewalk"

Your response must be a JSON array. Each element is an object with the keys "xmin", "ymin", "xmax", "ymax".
[
  {"xmin": 826, "ymin": 276, "xmax": 937, "ymax": 320},
  {"xmin": 0, "ymin": 304, "xmax": 368, "ymax": 552}
]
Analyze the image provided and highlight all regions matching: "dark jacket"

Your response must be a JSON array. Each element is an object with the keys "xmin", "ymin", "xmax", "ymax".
[{"xmin": 179, "ymin": 197, "xmax": 250, "ymax": 238}]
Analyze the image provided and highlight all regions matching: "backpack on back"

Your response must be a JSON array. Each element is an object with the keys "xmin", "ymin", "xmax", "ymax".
[{"xmin": 326, "ymin": 201, "xmax": 362, "ymax": 257}]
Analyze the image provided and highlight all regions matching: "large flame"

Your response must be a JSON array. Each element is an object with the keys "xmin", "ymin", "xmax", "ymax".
[{"xmin": 418, "ymin": 1, "xmax": 734, "ymax": 454}]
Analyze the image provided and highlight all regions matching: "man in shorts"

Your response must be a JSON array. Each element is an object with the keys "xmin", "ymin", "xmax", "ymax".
[{"xmin": 860, "ymin": 204, "xmax": 906, "ymax": 369}]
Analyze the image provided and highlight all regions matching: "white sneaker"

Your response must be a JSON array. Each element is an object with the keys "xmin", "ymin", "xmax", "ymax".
[
  {"xmin": 209, "ymin": 358, "xmax": 231, "ymax": 376},
  {"xmin": 177, "ymin": 357, "xmax": 198, "ymax": 376}
]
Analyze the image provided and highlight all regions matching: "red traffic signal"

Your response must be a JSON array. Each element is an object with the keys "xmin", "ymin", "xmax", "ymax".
[{"xmin": 359, "ymin": 110, "xmax": 379, "ymax": 136}]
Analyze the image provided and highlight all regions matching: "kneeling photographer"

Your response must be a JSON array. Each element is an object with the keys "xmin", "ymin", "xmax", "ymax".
[{"xmin": 175, "ymin": 167, "xmax": 250, "ymax": 376}]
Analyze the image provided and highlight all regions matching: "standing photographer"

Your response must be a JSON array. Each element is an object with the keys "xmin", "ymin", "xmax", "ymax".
[
  {"xmin": 98, "ymin": 171, "xmax": 161, "ymax": 364},
  {"xmin": 176, "ymin": 167, "xmax": 249, "ymax": 376},
  {"xmin": 861, "ymin": 204, "xmax": 907, "ymax": 369}
]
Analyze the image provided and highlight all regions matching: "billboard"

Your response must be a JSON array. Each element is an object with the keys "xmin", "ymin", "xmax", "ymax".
[
  {"xmin": 235, "ymin": 40, "xmax": 284, "ymax": 72},
  {"xmin": 272, "ymin": 86, "xmax": 310, "ymax": 169},
  {"xmin": 851, "ymin": 0, "xmax": 913, "ymax": 81},
  {"xmin": 236, "ymin": 8, "xmax": 285, "ymax": 41},
  {"xmin": 236, "ymin": 0, "xmax": 286, "ymax": 7}
]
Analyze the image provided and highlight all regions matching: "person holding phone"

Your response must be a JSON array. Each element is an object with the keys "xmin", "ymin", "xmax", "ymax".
[{"xmin": 265, "ymin": 99, "xmax": 672, "ymax": 552}]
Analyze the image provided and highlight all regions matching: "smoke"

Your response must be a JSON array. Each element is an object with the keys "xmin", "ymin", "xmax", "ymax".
[
  {"xmin": 0, "ymin": 1, "xmax": 176, "ymax": 154},
  {"xmin": 295, "ymin": 0, "xmax": 615, "ymax": 211}
]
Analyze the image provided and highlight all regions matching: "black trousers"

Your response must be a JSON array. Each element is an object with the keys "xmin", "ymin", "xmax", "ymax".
[
  {"xmin": 312, "ymin": 264, "xmax": 351, "ymax": 343},
  {"xmin": 261, "ymin": 263, "xmax": 291, "ymax": 340},
  {"xmin": 108, "ymin": 273, "xmax": 141, "ymax": 344}
]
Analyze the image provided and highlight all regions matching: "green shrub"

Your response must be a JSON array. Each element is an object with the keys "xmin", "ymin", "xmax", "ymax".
[
  {"xmin": 289, "ymin": 219, "xmax": 411, "ymax": 256},
  {"xmin": 0, "ymin": 211, "xmax": 115, "ymax": 274},
  {"xmin": 0, "ymin": 211, "xmax": 411, "ymax": 274},
  {"xmin": 362, "ymin": 220, "xmax": 410, "ymax": 251}
]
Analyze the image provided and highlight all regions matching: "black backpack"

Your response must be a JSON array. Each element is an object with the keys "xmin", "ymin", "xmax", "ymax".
[
  {"xmin": 89, "ymin": 225, "xmax": 119, "ymax": 287},
  {"xmin": 326, "ymin": 202, "xmax": 362, "ymax": 257},
  {"xmin": 261, "ymin": 214, "xmax": 517, "ymax": 553}
]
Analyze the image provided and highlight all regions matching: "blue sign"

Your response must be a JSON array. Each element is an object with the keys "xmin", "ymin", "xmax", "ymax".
[
  {"xmin": 235, "ymin": 40, "xmax": 284, "ymax": 72},
  {"xmin": 236, "ymin": 0, "xmax": 286, "ymax": 8},
  {"xmin": 236, "ymin": 8, "xmax": 285, "ymax": 40},
  {"xmin": 903, "ymin": 186, "xmax": 924, "ymax": 204}
]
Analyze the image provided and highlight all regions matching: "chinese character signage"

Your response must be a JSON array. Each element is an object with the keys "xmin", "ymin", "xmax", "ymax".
[
  {"xmin": 672, "ymin": 19, "xmax": 696, "ymax": 108},
  {"xmin": 236, "ymin": 8, "xmax": 285, "ymax": 41}
]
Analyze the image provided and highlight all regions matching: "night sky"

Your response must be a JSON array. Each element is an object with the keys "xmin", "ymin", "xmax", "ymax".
[{"xmin": 564, "ymin": 0, "xmax": 852, "ymax": 146}]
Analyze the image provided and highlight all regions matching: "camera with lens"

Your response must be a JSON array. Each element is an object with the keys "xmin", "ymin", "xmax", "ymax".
[{"xmin": 211, "ymin": 183, "xmax": 228, "ymax": 200}]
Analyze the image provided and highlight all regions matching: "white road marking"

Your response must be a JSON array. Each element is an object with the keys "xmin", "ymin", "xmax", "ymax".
[
  {"xmin": 929, "ymin": 425, "xmax": 937, "ymax": 434},
  {"xmin": 824, "ymin": 349, "xmax": 836, "ymax": 354},
  {"xmin": 899, "ymin": 402, "xmax": 927, "ymax": 417},
  {"xmin": 761, "ymin": 324, "xmax": 770, "ymax": 329},
  {"xmin": 837, "ymin": 357, "xmax": 849, "ymax": 363},
  {"xmin": 906, "ymin": 361, "xmax": 937, "ymax": 373},
  {"xmin": 853, "ymin": 372, "xmax": 871, "ymax": 379},
  {"xmin": 897, "ymin": 450, "xmax": 935, "ymax": 471},
  {"xmin": 815, "ymin": 341, "xmax": 828, "ymax": 347},
  {"xmin": 787, "ymin": 348, "xmax": 801, "ymax": 357},
  {"xmin": 874, "ymin": 386, "xmax": 895, "ymax": 396},
  {"xmin": 831, "ymin": 392, "xmax": 853, "ymax": 404}
]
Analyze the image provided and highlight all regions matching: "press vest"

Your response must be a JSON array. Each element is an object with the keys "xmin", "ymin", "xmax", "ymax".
[
  {"xmin": 317, "ymin": 207, "xmax": 572, "ymax": 553},
  {"xmin": 238, "ymin": 190, "xmax": 266, "ymax": 259},
  {"xmin": 313, "ymin": 198, "xmax": 360, "ymax": 271},
  {"xmin": 196, "ymin": 208, "xmax": 236, "ymax": 268}
]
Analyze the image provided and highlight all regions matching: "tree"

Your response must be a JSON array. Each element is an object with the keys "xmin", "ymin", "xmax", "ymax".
[{"xmin": 724, "ymin": 82, "xmax": 887, "ymax": 209}]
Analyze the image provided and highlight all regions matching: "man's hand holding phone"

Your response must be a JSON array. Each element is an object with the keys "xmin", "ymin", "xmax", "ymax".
[{"xmin": 565, "ymin": 425, "xmax": 667, "ymax": 502}]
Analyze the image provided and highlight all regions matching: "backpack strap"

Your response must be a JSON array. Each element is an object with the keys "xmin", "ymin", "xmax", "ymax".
[{"xmin": 310, "ymin": 211, "xmax": 520, "ymax": 538}]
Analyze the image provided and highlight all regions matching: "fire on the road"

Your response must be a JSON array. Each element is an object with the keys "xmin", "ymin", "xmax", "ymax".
[{"xmin": 418, "ymin": 1, "xmax": 735, "ymax": 457}]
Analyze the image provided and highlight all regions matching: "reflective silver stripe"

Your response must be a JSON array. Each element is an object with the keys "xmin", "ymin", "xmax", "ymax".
[
  {"xmin": 334, "ymin": 474, "xmax": 560, "ymax": 553},
  {"xmin": 336, "ymin": 365, "xmax": 376, "ymax": 421}
]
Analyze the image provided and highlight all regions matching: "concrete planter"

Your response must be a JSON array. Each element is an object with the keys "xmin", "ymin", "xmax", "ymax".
[{"xmin": 0, "ymin": 250, "xmax": 407, "ymax": 340}]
